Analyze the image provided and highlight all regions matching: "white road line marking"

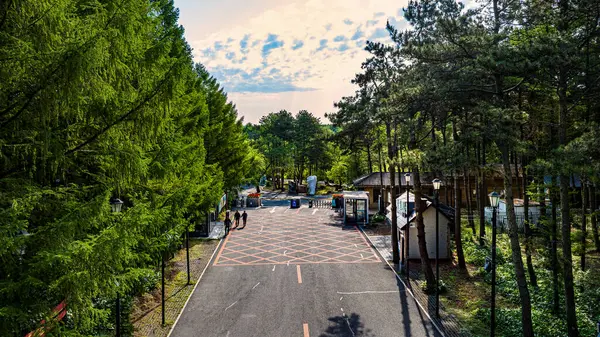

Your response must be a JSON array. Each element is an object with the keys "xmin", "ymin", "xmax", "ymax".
[
  {"xmin": 284, "ymin": 208, "xmax": 290, "ymax": 213},
  {"xmin": 224, "ymin": 301, "xmax": 238, "ymax": 311},
  {"xmin": 340, "ymin": 307, "xmax": 344, "ymax": 312},
  {"xmin": 287, "ymin": 260, "xmax": 290, "ymax": 266},
  {"xmin": 297, "ymin": 265, "xmax": 303, "ymax": 284},
  {"xmin": 283, "ymin": 250, "xmax": 287, "ymax": 256},
  {"xmin": 312, "ymin": 209, "xmax": 317, "ymax": 215},
  {"xmin": 252, "ymin": 282, "xmax": 260, "ymax": 290},
  {"xmin": 226, "ymin": 331, "xmax": 230, "ymax": 337},
  {"xmin": 354, "ymin": 244, "xmax": 357, "ymax": 247},
  {"xmin": 270, "ymin": 207, "xmax": 277, "ymax": 214},
  {"xmin": 360, "ymin": 254, "xmax": 364, "ymax": 258},
  {"xmin": 272, "ymin": 265, "xmax": 276, "ymax": 271},
  {"xmin": 340, "ymin": 296, "xmax": 343, "ymax": 301},
  {"xmin": 336, "ymin": 291, "xmax": 400, "ymax": 295}
]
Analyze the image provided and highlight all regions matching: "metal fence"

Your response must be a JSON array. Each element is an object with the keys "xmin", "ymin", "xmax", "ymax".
[{"xmin": 483, "ymin": 208, "xmax": 546, "ymax": 232}]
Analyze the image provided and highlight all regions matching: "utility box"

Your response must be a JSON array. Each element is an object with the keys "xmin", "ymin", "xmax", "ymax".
[{"xmin": 290, "ymin": 198, "xmax": 301, "ymax": 209}]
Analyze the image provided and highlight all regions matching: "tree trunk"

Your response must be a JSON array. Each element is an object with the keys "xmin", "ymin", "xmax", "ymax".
[
  {"xmin": 551, "ymin": 177, "xmax": 560, "ymax": 314},
  {"xmin": 378, "ymin": 142, "xmax": 385, "ymax": 214},
  {"xmin": 367, "ymin": 143, "xmax": 373, "ymax": 174},
  {"xmin": 414, "ymin": 168, "xmax": 436, "ymax": 292},
  {"xmin": 514, "ymin": 151, "xmax": 521, "ymax": 198},
  {"xmin": 480, "ymin": 139, "xmax": 487, "ymax": 244},
  {"xmin": 581, "ymin": 178, "xmax": 587, "ymax": 271},
  {"xmin": 386, "ymin": 121, "xmax": 400, "ymax": 264},
  {"xmin": 523, "ymin": 170, "xmax": 537, "ymax": 287},
  {"xmin": 498, "ymin": 143, "xmax": 534, "ymax": 337},
  {"xmin": 557, "ymin": 0, "xmax": 579, "ymax": 333},
  {"xmin": 454, "ymin": 174, "xmax": 466, "ymax": 270},
  {"xmin": 591, "ymin": 184, "xmax": 600, "ymax": 251},
  {"xmin": 464, "ymin": 169, "xmax": 475, "ymax": 235}
]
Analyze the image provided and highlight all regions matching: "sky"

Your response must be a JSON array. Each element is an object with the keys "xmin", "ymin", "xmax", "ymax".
[{"xmin": 173, "ymin": 0, "xmax": 411, "ymax": 124}]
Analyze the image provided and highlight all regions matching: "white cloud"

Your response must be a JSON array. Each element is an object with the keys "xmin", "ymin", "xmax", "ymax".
[{"xmin": 182, "ymin": 0, "xmax": 411, "ymax": 123}]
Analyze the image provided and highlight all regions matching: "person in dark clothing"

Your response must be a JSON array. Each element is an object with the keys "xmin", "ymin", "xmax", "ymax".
[
  {"xmin": 234, "ymin": 210, "xmax": 241, "ymax": 228},
  {"xmin": 224, "ymin": 217, "xmax": 232, "ymax": 237},
  {"xmin": 241, "ymin": 211, "xmax": 248, "ymax": 228}
]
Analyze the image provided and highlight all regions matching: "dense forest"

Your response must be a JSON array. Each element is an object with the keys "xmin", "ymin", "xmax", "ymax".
[
  {"xmin": 0, "ymin": 0, "xmax": 254, "ymax": 335},
  {"xmin": 3, "ymin": 0, "xmax": 600, "ymax": 336},
  {"xmin": 324, "ymin": 0, "xmax": 600, "ymax": 336}
]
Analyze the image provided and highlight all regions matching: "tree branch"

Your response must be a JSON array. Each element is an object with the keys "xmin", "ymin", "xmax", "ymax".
[{"xmin": 64, "ymin": 60, "xmax": 183, "ymax": 156}]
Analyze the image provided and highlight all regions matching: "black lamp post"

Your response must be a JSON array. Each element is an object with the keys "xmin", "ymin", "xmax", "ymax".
[
  {"xmin": 488, "ymin": 191, "xmax": 500, "ymax": 337},
  {"xmin": 186, "ymin": 224, "xmax": 191, "ymax": 285},
  {"xmin": 432, "ymin": 178, "xmax": 442, "ymax": 318},
  {"xmin": 110, "ymin": 198, "xmax": 123, "ymax": 337},
  {"xmin": 405, "ymin": 173, "xmax": 411, "ymax": 278},
  {"xmin": 161, "ymin": 252, "xmax": 165, "ymax": 326}
]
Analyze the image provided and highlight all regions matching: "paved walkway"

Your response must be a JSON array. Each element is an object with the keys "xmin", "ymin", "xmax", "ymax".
[{"xmin": 359, "ymin": 227, "xmax": 466, "ymax": 337}]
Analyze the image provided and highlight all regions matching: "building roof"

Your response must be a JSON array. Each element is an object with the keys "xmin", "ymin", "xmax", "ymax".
[
  {"xmin": 501, "ymin": 198, "xmax": 541, "ymax": 207},
  {"xmin": 341, "ymin": 191, "xmax": 369, "ymax": 199},
  {"xmin": 353, "ymin": 172, "xmax": 424, "ymax": 187},
  {"xmin": 353, "ymin": 165, "xmax": 529, "ymax": 189}
]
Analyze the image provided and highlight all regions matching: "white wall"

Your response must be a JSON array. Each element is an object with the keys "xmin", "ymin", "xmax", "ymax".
[{"xmin": 402, "ymin": 207, "xmax": 450, "ymax": 259}]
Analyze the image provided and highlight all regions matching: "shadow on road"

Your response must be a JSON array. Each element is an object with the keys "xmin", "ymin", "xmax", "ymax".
[
  {"xmin": 318, "ymin": 313, "xmax": 376, "ymax": 337},
  {"xmin": 396, "ymin": 274, "xmax": 439, "ymax": 337}
]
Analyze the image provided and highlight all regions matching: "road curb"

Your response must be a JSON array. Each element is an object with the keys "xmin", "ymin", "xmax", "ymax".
[
  {"xmin": 358, "ymin": 226, "xmax": 446, "ymax": 337},
  {"xmin": 165, "ymin": 237, "xmax": 224, "ymax": 337}
]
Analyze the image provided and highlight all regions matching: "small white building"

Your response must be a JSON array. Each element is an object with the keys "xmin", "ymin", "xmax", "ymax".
[
  {"xmin": 387, "ymin": 192, "xmax": 454, "ymax": 260},
  {"xmin": 485, "ymin": 198, "xmax": 544, "ymax": 230}
]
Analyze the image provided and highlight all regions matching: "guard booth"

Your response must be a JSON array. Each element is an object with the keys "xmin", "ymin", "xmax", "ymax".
[{"xmin": 342, "ymin": 191, "xmax": 369, "ymax": 225}]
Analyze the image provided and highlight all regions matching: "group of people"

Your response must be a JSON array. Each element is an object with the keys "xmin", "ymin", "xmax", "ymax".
[{"xmin": 224, "ymin": 209, "xmax": 248, "ymax": 235}]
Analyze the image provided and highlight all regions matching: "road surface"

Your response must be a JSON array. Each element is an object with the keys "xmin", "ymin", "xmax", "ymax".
[{"xmin": 170, "ymin": 202, "xmax": 441, "ymax": 337}]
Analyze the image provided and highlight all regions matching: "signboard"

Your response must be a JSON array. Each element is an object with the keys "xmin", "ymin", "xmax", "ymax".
[{"xmin": 216, "ymin": 194, "xmax": 227, "ymax": 214}]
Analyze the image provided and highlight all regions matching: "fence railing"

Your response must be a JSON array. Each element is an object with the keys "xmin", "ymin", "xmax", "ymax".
[{"xmin": 483, "ymin": 208, "xmax": 549, "ymax": 231}]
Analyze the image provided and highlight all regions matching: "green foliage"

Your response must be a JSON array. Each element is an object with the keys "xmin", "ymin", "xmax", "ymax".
[{"xmin": 0, "ymin": 0, "xmax": 249, "ymax": 335}]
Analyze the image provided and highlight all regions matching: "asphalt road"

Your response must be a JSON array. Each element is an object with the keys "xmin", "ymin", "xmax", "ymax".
[{"xmin": 170, "ymin": 204, "xmax": 441, "ymax": 337}]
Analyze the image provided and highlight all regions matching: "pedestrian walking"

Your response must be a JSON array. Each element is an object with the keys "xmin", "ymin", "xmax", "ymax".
[
  {"xmin": 241, "ymin": 210, "xmax": 248, "ymax": 228},
  {"xmin": 234, "ymin": 210, "xmax": 241, "ymax": 228},
  {"xmin": 224, "ymin": 216, "xmax": 231, "ymax": 237}
]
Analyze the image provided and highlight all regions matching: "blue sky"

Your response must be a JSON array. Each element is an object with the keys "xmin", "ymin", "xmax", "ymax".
[{"xmin": 174, "ymin": 0, "xmax": 411, "ymax": 123}]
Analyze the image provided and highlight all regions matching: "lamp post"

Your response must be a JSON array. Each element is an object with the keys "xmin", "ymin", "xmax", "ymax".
[
  {"xmin": 186, "ymin": 224, "xmax": 190, "ymax": 285},
  {"xmin": 110, "ymin": 198, "xmax": 123, "ymax": 337},
  {"xmin": 161, "ymin": 252, "xmax": 165, "ymax": 326},
  {"xmin": 405, "ymin": 173, "xmax": 411, "ymax": 279},
  {"xmin": 433, "ymin": 178, "xmax": 442, "ymax": 318},
  {"xmin": 488, "ymin": 191, "xmax": 500, "ymax": 337}
]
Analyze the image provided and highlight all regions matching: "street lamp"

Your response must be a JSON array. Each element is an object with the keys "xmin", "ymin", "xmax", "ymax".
[
  {"xmin": 110, "ymin": 197, "xmax": 123, "ymax": 337},
  {"xmin": 488, "ymin": 191, "xmax": 500, "ymax": 337},
  {"xmin": 405, "ymin": 173, "xmax": 411, "ymax": 279},
  {"xmin": 432, "ymin": 178, "xmax": 442, "ymax": 318}
]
